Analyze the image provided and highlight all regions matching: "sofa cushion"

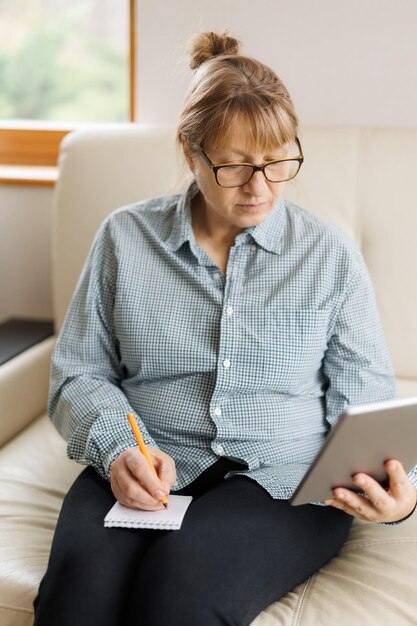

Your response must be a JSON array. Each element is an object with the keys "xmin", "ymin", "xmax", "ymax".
[
  {"xmin": 1, "ymin": 414, "xmax": 417, "ymax": 626},
  {"xmin": 0, "ymin": 414, "xmax": 82, "ymax": 626},
  {"xmin": 0, "ymin": 337, "xmax": 54, "ymax": 448},
  {"xmin": 254, "ymin": 514, "xmax": 417, "ymax": 626}
]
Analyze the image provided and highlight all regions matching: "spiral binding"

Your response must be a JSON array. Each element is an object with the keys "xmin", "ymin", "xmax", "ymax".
[{"xmin": 106, "ymin": 520, "xmax": 179, "ymax": 529}]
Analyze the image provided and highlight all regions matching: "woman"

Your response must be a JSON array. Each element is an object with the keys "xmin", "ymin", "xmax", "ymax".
[{"xmin": 34, "ymin": 31, "xmax": 417, "ymax": 626}]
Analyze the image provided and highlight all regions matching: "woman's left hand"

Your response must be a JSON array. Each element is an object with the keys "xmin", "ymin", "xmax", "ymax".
[{"xmin": 325, "ymin": 460, "xmax": 417, "ymax": 523}]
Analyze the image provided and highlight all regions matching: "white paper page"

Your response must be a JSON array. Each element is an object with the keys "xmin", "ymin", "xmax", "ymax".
[{"xmin": 104, "ymin": 495, "xmax": 193, "ymax": 530}]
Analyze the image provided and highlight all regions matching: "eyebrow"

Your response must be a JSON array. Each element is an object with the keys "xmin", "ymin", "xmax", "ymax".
[{"xmin": 218, "ymin": 148, "xmax": 288, "ymax": 161}]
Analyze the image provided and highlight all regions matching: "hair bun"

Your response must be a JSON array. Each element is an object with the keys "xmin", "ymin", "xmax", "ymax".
[{"xmin": 187, "ymin": 30, "xmax": 240, "ymax": 70}]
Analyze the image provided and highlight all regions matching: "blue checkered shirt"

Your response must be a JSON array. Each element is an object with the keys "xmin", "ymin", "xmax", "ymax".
[{"xmin": 48, "ymin": 180, "xmax": 417, "ymax": 500}]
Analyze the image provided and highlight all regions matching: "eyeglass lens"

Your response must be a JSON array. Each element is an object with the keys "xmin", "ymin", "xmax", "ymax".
[{"xmin": 217, "ymin": 159, "xmax": 300, "ymax": 187}]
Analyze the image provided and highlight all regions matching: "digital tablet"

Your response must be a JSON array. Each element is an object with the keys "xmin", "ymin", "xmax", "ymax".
[{"xmin": 290, "ymin": 396, "xmax": 417, "ymax": 506}]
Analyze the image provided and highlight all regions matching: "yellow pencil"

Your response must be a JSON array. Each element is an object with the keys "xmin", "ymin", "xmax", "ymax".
[{"xmin": 127, "ymin": 413, "xmax": 168, "ymax": 508}]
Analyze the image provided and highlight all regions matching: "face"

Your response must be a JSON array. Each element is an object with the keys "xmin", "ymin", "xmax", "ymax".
[{"xmin": 185, "ymin": 129, "xmax": 291, "ymax": 236}]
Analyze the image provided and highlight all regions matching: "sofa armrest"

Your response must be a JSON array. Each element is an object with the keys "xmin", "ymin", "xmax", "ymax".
[{"xmin": 0, "ymin": 335, "xmax": 55, "ymax": 447}]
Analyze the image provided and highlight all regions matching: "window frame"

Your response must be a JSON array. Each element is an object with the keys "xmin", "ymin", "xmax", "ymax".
[{"xmin": 0, "ymin": 0, "xmax": 136, "ymax": 174}]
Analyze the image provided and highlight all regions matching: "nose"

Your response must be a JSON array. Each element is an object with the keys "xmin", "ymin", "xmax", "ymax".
[{"xmin": 241, "ymin": 168, "xmax": 269, "ymax": 194}]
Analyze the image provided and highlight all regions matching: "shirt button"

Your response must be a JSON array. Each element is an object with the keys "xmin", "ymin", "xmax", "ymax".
[
  {"xmin": 250, "ymin": 244, "xmax": 256, "ymax": 252},
  {"xmin": 214, "ymin": 406, "xmax": 222, "ymax": 416},
  {"xmin": 223, "ymin": 359, "xmax": 231, "ymax": 369},
  {"xmin": 215, "ymin": 444, "xmax": 225, "ymax": 455},
  {"xmin": 226, "ymin": 306, "xmax": 234, "ymax": 316},
  {"xmin": 213, "ymin": 273, "xmax": 221, "ymax": 281}
]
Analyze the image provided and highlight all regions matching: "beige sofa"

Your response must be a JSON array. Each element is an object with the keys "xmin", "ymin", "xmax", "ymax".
[{"xmin": 1, "ymin": 125, "xmax": 417, "ymax": 626}]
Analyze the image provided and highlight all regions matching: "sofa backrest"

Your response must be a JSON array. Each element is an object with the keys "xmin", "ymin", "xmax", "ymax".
[{"xmin": 52, "ymin": 124, "xmax": 417, "ymax": 381}]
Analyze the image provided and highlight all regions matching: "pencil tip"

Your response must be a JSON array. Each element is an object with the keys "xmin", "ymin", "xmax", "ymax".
[{"xmin": 163, "ymin": 502, "xmax": 168, "ymax": 508}]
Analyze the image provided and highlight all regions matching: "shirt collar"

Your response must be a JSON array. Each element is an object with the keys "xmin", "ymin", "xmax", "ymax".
[
  {"xmin": 241, "ymin": 196, "xmax": 286, "ymax": 254},
  {"xmin": 165, "ymin": 180, "xmax": 199, "ymax": 252},
  {"xmin": 165, "ymin": 180, "xmax": 286, "ymax": 255}
]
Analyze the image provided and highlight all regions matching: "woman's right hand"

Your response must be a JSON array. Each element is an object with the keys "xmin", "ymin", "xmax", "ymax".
[{"xmin": 110, "ymin": 446, "xmax": 177, "ymax": 511}]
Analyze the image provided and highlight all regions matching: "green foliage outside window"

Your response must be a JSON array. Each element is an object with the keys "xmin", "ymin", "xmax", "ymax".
[{"xmin": 0, "ymin": 2, "xmax": 128, "ymax": 123}]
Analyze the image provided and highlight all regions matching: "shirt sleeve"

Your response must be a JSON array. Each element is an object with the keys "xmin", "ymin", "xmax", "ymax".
[
  {"xmin": 323, "ymin": 250, "xmax": 397, "ymax": 424},
  {"xmin": 48, "ymin": 216, "xmax": 158, "ymax": 481},
  {"xmin": 322, "ymin": 250, "xmax": 417, "ymax": 523}
]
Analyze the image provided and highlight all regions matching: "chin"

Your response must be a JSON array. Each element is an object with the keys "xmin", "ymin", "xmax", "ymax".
[{"xmin": 240, "ymin": 210, "xmax": 269, "ymax": 225}]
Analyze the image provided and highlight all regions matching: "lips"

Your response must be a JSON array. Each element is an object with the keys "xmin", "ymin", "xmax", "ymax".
[{"xmin": 237, "ymin": 202, "xmax": 267, "ymax": 212}]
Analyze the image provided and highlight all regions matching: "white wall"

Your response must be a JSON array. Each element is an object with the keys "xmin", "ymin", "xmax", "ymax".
[
  {"xmin": 0, "ymin": 186, "xmax": 53, "ymax": 323},
  {"xmin": 136, "ymin": 0, "xmax": 417, "ymax": 126},
  {"xmin": 1, "ymin": 0, "xmax": 417, "ymax": 322}
]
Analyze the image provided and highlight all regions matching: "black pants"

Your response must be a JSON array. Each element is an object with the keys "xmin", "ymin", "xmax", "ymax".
[{"xmin": 33, "ymin": 459, "xmax": 352, "ymax": 626}]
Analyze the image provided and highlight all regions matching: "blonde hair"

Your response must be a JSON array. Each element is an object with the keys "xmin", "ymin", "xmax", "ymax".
[{"xmin": 176, "ymin": 30, "xmax": 299, "ymax": 171}]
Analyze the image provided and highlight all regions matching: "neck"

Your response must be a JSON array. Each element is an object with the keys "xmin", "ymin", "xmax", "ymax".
[{"xmin": 191, "ymin": 193, "xmax": 242, "ymax": 250}]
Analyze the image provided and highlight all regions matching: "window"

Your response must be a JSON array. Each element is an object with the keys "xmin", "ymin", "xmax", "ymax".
[{"xmin": 0, "ymin": 0, "xmax": 136, "ymax": 177}]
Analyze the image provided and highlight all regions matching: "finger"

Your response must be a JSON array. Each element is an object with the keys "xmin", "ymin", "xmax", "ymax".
[
  {"xmin": 326, "ymin": 488, "xmax": 379, "ymax": 521},
  {"xmin": 153, "ymin": 453, "xmax": 177, "ymax": 493},
  {"xmin": 115, "ymin": 465, "xmax": 163, "ymax": 509},
  {"xmin": 114, "ymin": 462, "xmax": 165, "ymax": 510},
  {"xmin": 351, "ymin": 472, "xmax": 391, "ymax": 512},
  {"xmin": 325, "ymin": 497, "xmax": 356, "ymax": 518},
  {"xmin": 125, "ymin": 449, "xmax": 167, "ymax": 501},
  {"xmin": 384, "ymin": 459, "xmax": 409, "ymax": 499},
  {"xmin": 114, "ymin": 473, "xmax": 165, "ymax": 511}
]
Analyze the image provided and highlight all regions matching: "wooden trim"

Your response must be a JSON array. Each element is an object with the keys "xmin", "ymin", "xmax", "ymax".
[
  {"xmin": 0, "ymin": 128, "xmax": 70, "ymax": 167},
  {"xmin": 130, "ymin": 0, "xmax": 136, "ymax": 122},
  {"xmin": 0, "ymin": 0, "xmax": 136, "ymax": 169}
]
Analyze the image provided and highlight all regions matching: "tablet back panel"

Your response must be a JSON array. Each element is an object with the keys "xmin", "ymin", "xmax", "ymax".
[{"xmin": 291, "ymin": 397, "xmax": 417, "ymax": 505}]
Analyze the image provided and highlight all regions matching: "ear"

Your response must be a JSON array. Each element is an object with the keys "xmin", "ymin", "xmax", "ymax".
[{"xmin": 182, "ymin": 141, "xmax": 196, "ymax": 174}]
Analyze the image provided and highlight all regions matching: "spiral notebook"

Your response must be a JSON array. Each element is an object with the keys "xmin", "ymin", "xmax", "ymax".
[{"xmin": 104, "ymin": 495, "xmax": 193, "ymax": 530}]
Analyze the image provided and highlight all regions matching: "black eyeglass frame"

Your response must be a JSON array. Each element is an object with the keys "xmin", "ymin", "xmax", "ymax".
[{"xmin": 194, "ymin": 137, "xmax": 304, "ymax": 188}]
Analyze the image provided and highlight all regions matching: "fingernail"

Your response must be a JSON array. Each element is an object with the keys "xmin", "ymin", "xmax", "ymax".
[{"xmin": 154, "ymin": 490, "xmax": 165, "ymax": 500}]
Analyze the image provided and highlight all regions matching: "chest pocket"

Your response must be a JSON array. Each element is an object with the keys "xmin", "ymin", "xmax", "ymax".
[{"xmin": 234, "ymin": 308, "xmax": 329, "ymax": 393}]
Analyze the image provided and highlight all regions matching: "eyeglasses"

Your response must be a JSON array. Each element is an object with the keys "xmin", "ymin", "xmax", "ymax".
[{"xmin": 194, "ymin": 137, "xmax": 304, "ymax": 188}]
